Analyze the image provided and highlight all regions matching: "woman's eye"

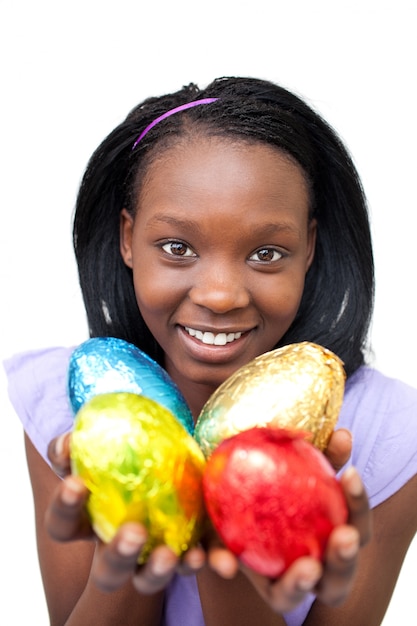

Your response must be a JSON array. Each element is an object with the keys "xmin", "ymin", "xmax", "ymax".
[
  {"xmin": 249, "ymin": 248, "xmax": 283, "ymax": 263},
  {"xmin": 161, "ymin": 241, "xmax": 195, "ymax": 257}
]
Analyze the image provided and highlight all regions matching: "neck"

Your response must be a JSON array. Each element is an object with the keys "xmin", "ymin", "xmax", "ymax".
[
  {"xmin": 180, "ymin": 381, "xmax": 216, "ymax": 424},
  {"xmin": 163, "ymin": 362, "xmax": 217, "ymax": 423}
]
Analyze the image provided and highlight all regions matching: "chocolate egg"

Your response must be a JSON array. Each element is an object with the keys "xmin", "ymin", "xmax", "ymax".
[
  {"xmin": 68, "ymin": 337, "xmax": 194, "ymax": 434},
  {"xmin": 70, "ymin": 392, "xmax": 206, "ymax": 561},
  {"xmin": 194, "ymin": 342, "xmax": 345, "ymax": 457},
  {"xmin": 203, "ymin": 427, "xmax": 348, "ymax": 577}
]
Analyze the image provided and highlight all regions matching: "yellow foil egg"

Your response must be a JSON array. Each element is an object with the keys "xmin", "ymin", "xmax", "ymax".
[
  {"xmin": 70, "ymin": 392, "xmax": 206, "ymax": 561},
  {"xmin": 194, "ymin": 342, "xmax": 346, "ymax": 457}
]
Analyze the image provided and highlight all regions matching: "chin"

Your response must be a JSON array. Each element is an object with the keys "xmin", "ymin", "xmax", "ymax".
[{"xmin": 189, "ymin": 362, "xmax": 247, "ymax": 391}]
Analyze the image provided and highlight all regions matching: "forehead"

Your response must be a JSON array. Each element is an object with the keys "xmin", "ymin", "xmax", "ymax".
[{"xmin": 138, "ymin": 136, "xmax": 310, "ymax": 211}]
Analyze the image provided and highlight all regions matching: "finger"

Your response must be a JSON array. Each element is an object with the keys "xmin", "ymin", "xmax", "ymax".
[
  {"xmin": 92, "ymin": 524, "xmax": 148, "ymax": 593},
  {"xmin": 340, "ymin": 466, "xmax": 372, "ymax": 546},
  {"xmin": 132, "ymin": 545, "xmax": 179, "ymax": 595},
  {"xmin": 314, "ymin": 467, "xmax": 369, "ymax": 606},
  {"xmin": 45, "ymin": 475, "xmax": 93, "ymax": 541},
  {"xmin": 314, "ymin": 524, "xmax": 360, "ymax": 606},
  {"xmin": 208, "ymin": 546, "xmax": 240, "ymax": 579},
  {"xmin": 324, "ymin": 428, "xmax": 352, "ymax": 471},
  {"xmin": 202, "ymin": 523, "xmax": 239, "ymax": 579},
  {"xmin": 47, "ymin": 433, "xmax": 72, "ymax": 478},
  {"xmin": 242, "ymin": 557, "xmax": 322, "ymax": 614},
  {"xmin": 176, "ymin": 544, "xmax": 206, "ymax": 576}
]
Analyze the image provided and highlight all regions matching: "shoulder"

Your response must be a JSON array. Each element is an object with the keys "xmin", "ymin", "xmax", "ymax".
[
  {"xmin": 4, "ymin": 346, "xmax": 76, "ymax": 464},
  {"xmin": 344, "ymin": 366, "xmax": 417, "ymax": 408},
  {"xmin": 339, "ymin": 367, "xmax": 417, "ymax": 507}
]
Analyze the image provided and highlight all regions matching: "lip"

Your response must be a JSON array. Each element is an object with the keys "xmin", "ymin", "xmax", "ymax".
[{"xmin": 181, "ymin": 324, "xmax": 254, "ymax": 335}]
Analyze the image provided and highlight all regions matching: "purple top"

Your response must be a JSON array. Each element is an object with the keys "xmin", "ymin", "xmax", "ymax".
[{"xmin": 4, "ymin": 347, "xmax": 417, "ymax": 625}]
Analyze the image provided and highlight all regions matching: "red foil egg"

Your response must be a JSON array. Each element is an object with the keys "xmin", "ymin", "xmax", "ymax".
[{"xmin": 203, "ymin": 427, "xmax": 348, "ymax": 577}]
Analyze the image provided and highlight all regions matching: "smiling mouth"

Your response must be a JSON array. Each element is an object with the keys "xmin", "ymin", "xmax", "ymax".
[{"xmin": 184, "ymin": 326, "xmax": 244, "ymax": 346}]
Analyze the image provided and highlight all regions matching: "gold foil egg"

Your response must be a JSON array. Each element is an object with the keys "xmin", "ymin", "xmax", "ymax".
[
  {"xmin": 70, "ymin": 392, "xmax": 206, "ymax": 561},
  {"xmin": 194, "ymin": 342, "xmax": 346, "ymax": 457}
]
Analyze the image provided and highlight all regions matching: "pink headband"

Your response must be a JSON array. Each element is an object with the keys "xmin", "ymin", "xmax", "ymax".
[{"xmin": 132, "ymin": 98, "xmax": 218, "ymax": 150}]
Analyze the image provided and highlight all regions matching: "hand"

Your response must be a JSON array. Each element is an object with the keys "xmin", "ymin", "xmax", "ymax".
[
  {"xmin": 46, "ymin": 433, "xmax": 206, "ymax": 595},
  {"xmin": 206, "ymin": 465, "xmax": 371, "ymax": 614}
]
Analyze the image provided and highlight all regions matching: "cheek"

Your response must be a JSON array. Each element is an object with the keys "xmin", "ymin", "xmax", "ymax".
[
  {"xmin": 132, "ymin": 267, "xmax": 183, "ymax": 317},
  {"xmin": 255, "ymin": 272, "xmax": 306, "ymax": 321}
]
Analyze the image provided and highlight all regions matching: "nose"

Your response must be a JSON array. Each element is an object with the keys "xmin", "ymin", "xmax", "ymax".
[{"xmin": 189, "ymin": 260, "xmax": 251, "ymax": 313}]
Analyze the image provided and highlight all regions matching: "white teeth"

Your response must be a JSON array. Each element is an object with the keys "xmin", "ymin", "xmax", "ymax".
[
  {"xmin": 214, "ymin": 333, "xmax": 227, "ymax": 346},
  {"xmin": 185, "ymin": 327, "xmax": 242, "ymax": 345}
]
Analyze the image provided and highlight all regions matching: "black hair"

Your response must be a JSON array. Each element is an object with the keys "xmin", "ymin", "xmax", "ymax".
[{"xmin": 73, "ymin": 76, "xmax": 374, "ymax": 377}]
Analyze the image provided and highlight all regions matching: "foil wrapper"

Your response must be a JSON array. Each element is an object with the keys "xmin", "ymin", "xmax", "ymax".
[
  {"xmin": 194, "ymin": 342, "xmax": 346, "ymax": 457},
  {"xmin": 70, "ymin": 392, "xmax": 206, "ymax": 561},
  {"xmin": 202, "ymin": 427, "xmax": 348, "ymax": 577},
  {"xmin": 68, "ymin": 337, "xmax": 194, "ymax": 435}
]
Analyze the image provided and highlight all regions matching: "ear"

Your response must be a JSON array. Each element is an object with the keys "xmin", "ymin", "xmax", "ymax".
[
  {"xmin": 120, "ymin": 208, "xmax": 134, "ymax": 268},
  {"xmin": 306, "ymin": 218, "xmax": 317, "ymax": 271}
]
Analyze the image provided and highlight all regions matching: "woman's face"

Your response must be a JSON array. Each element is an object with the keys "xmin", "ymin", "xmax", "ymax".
[{"xmin": 121, "ymin": 137, "xmax": 316, "ymax": 412}]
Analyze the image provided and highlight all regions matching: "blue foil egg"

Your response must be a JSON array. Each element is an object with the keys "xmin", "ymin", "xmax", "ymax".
[{"xmin": 68, "ymin": 337, "xmax": 194, "ymax": 434}]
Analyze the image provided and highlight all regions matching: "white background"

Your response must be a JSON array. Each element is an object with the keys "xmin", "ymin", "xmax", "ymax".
[{"xmin": 1, "ymin": 0, "xmax": 416, "ymax": 623}]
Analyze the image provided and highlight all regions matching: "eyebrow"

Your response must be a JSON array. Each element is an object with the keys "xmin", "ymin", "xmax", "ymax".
[
  {"xmin": 144, "ymin": 214, "xmax": 204, "ymax": 234},
  {"xmin": 145, "ymin": 213, "xmax": 301, "ymax": 237},
  {"xmin": 249, "ymin": 222, "xmax": 302, "ymax": 237}
]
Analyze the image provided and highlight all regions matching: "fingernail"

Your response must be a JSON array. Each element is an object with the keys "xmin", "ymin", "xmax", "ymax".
[
  {"xmin": 297, "ymin": 564, "xmax": 321, "ymax": 591},
  {"xmin": 117, "ymin": 530, "xmax": 146, "ymax": 556},
  {"xmin": 338, "ymin": 530, "xmax": 360, "ymax": 560},
  {"xmin": 297, "ymin": 579, "xmax": 315, "ymax": 592},
  {"xmin": 54, "ymin": 433, "xmax": 67, "ymax": 457},
  {"xmin": 344, "ymin": 466, "xmax": 363, "ymax": 497},
  {"xmin": 297, "ymin": 574, "xmax": 319, "ymax": 592},
  {"xmin": 61, "ymin": 477, "xmax": 84, "ymax": 505},
  {"xmin": 186, "ymin": 551, "xmax": 205, "ymax": 570},
  {"xmin": 150, "ymin": 554, "xmax": 176, "ymax": 577},
  {"xmin": 339, "ymin": 542, "xmax": 358, "ymax": 560}
]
